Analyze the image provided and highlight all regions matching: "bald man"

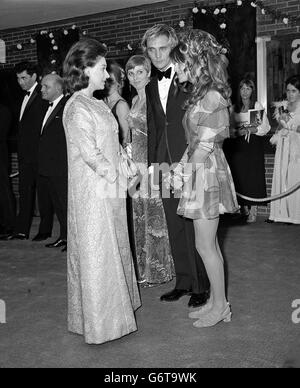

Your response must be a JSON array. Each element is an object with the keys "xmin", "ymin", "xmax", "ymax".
[{"xmin": 35, "ymin": 74, "xmax": 68, "ymax": 251}]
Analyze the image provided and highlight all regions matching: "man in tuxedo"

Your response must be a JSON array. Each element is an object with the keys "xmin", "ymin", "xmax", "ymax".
[
  {"xmin": 3, "ymin": 62, "xmax": 48, "ymax": 241},
  {"xmin": 142, "ymin": 24, "xmax": 210, "ymax": 308},
  {"xmin": 37, "ymin": 74, "xmax": 68, "ymax": 252},
  {"xmin": 0, "ymin": 103, "xmax": 15, "ymax": 237}
]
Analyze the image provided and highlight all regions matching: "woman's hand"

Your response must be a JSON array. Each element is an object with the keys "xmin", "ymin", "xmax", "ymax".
[
  {"xmin": 236, "ymin": 125, "xmax": 257, "ymax": 136},
  {"xmin": 163, "ymin": 170, "xmax": 184, "ymax": 192},
  {"xmin": 236, "ymin": 127, "xmax": 248, "ymax": 136}
]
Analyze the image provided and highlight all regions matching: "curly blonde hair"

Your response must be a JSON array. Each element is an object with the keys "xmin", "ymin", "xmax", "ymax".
[{"xmin": 171, "ymin": 30, "xmax": 231, "ymax": 109}]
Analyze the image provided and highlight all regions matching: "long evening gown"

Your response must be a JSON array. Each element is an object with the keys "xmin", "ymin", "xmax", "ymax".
[
  {"xmin": 223, "ymin": 102, "xmax": 270, "ymax": 206},
  {"xmin": 177, "ymin": 90, "xmax": 239, "ymax": 220},
  {"xmin": 269, "ymin": 108, "xmax": 300, "ymax": 224},
  {"xmin": 127, "ymin": 98, "xmax": 175, "ymax": 286},
  {"xmin": 63, "ymin": 91, "xmax": 141, "ymax": 345}
]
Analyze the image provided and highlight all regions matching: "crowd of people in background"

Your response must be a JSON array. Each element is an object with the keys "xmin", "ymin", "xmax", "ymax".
[{"xmin": 0, "ymin": 23, "xmax": 300, "ymax": 345}]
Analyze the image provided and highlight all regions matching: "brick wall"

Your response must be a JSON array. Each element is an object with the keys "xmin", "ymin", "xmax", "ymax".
[
  {"xmin": 257, "ymin": 0, "xmax": 300, "ymax": 37},
  {"xmin": 1, "ymin": 0, "xmax": 299, "ymax": 67},
  {"xmin": 258, "ymin": 154, "xmax": 274, "ymax": 217},
  {"xmin": 0, "ymin": 0, "xmax": 197, "ymax": 67},
  {"xmin": 1, "ymin": 0, "xmax": 299, "ymax": 217}
]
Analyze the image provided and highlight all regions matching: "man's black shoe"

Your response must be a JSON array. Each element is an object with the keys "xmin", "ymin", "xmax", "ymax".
[
  {"xmin": 0, "ymin": 233, "xmax": 12, "ymax": 240},
  {"xmin": 265, "ymin": 219, "xmax": 274, "ymax": 223},
  {"xmin": 188, "ymin": 293, "xmax": 208, "ymax": 308},
  {"xmin": 160, "ymin": 289, "xmax": 192, "ymax": 302},
  {"xmin": 1, "ymin": 233, "xmax": 29, "ymax": 241},
  {"xmin": 45, "ymin": 239, "xmax": 67, "ymax": 248},
  {"xmin": 32, "ymin": 233, "xmax": 51, "ymax": 242}
]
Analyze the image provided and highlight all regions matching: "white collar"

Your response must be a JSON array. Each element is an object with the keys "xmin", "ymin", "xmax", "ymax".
[
  {"xmin": 27, "ymin": 82, "xmax": 38, "ymax": 95},
  {"xmin": 48, "ymin": 94, "xmax": 64, "ymax": 108}
]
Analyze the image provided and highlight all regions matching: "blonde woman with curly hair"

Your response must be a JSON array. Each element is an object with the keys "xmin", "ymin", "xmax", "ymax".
[{"xmin": 170, "ymin": 30, "xmax": 239, "ymax": 328}]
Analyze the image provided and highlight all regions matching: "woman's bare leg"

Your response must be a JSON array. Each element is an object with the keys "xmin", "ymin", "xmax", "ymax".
[{"xmin": 193, "ymin": 217, "xmax": 227, "ymax": 312}]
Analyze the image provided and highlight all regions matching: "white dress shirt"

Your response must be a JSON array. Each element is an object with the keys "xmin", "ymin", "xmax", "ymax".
[
  {"xmin": 158, "ymin": 64, "xmax": 175, "ymax": 114},
  {"xmin": 41, "ymin": 94, "xmax": 64, "ymax": 134},
  {"xmin": 19, "ymin": 82, "xmax": 38, "ymax": 121}
]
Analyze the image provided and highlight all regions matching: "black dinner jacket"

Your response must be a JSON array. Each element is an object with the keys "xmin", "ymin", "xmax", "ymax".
[
  {"xmin": 146, "ymin": 74, "xmax": 189, "ymax": 166},
  {"xmin": 0, "ymin": 104, "xmax": 12, "ymax": 170},
  {"xmin": 18, "ymin": 84, "xmax": 48, "ymax": 165},
  {"xmin": 38, "ymin": 96, "xmax": 68, "ymax": 177}
]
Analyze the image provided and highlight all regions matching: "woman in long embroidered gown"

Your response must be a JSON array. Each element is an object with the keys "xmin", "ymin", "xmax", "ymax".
[
  {"xmin": 125, "ymin": 55, "xmax": 174, "ymax": 287},
  {"xmin": 63, "ymin": 39, "xmax": 141, "ymax": 345},
  {"xmin": 269, "ymin": 75, "xmax": 300, "ymax": 224}
]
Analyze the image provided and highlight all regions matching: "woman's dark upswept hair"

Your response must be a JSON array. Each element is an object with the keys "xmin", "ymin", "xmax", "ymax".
[
  {"xmin": 285, "ymin": 74, "xmax": 300, "ymax": 92},
  {"xmin": 235, "ymin": 78, "xmax": 256, "ymax": 113},
  {"xmin": 63, "ymin": 38, "xmax": 108, "ymax": 94},
  {"xmin": 170, "ymin": 29, "xmax": 231, "ymax": 109},
  {"xmin": 105, "ymin": 61, "xmax": 126, "ymax": 90}
]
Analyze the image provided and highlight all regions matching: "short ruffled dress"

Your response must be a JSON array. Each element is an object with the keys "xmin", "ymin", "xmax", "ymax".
[{"xmin": 177, "ymin": 90, "xmax": 239, "ymax": 220}]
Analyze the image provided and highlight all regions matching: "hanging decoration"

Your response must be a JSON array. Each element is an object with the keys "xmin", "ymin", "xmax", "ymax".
[
  {"xmin": 4, "ymin": 0, "xmax": 300, "ymax": 60},
  {"xmin": 176, "ymin": 0, "xmax": 300, "ymax": 35},
  {"xmin": 8, "ymin": 25, "xmax": 84, "ymax": 55},
  {"xmin": 173, "ymin": 0, "xmax": 300, "ymax": 54},
  {"xmin": 7, "ymin": 23, "xmax": 141, "ymax": 58}
]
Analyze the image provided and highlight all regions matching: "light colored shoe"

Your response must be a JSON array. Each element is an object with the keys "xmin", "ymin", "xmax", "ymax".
[
  {"xmin": 246, "ymin": 206, "xmax": 257, "ymax": 223},
  {"xmin": 246, "ymin": 214, "xmax": 257, "ymax": 223},
  {"xmin": 193, "ymin": 303, "xmax": 232, "ymax": 328},
  {"xmin": 189, "ymin": 301, "xmax": 213, "ymax": 319}
]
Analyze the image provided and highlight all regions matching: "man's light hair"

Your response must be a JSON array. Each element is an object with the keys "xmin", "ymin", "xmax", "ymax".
[{"xmin": 141, "ymin": 24, "xmax": 178, "ymax": 53}]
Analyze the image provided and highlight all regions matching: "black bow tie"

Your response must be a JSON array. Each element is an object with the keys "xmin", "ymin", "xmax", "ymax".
[
  {"xmin": 48, "ymin": 102, "xmax": 54, "ymax": 108},
  {"xmin": 156, "ymin": 67, "xmax": 172, "ymax": 81},
  {"xmin": 24, "ymin": 91, "xmax": 31, "ymax": 97}
]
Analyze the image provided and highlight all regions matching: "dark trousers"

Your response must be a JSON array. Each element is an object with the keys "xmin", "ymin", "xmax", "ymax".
[
  {"xmin": 0, "ymin": 164, "xmax": 15, "ymax": 232},
  {"xmin": 161, "ymin": 195, "xmax": 210, "ymax": 294},
  {"xmin": 37, "ymin": 175, "xmax": 67, "ymax": 240},
  {"xmin": 15, "ymin": 163, "xmax": 38, "ymax": 236}
]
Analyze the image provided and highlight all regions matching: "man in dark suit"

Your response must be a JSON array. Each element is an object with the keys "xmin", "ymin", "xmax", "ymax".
[
  {"xmin": 3, "ymin": 62, "xmax": 48, "ymax": 240},
  {"xmin": 37, "ymin": 74, "xmax": 68, "ymax": 252},
  {"xmin": 142, "ymin": 24, "xmax": 210, "ymax": 308},
  {"xmin": 0, "ymin": 103, "xmax": 15, "ymax": 237}
]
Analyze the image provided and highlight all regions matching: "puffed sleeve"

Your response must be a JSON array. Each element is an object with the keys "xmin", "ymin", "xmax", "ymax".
[
  {"xmin": 201, "ymin": 90, "xmax": 221, "ymax": 113},
  {"xmin": 255, "ymin": 101, "xmax": 271, "ymax": 136},
  {"xmin": 188, "ymin": 91, "xmax": 225, "ymax": 162},
  {"xmin": 65, "ymin": 100, "xmax": 117, "ymax": 183}
]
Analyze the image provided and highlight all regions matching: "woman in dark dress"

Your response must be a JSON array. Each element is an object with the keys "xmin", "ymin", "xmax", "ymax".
[
  {"xmin": 224, "ymin": 78, "xmax": 270, "ymax": 222},
  {"xmin": 104, "ymin": 62, "xmax": 130, "ymax": 146}
]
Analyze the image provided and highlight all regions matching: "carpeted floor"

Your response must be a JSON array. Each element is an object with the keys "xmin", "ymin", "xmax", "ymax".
[{"xmin": 0, "ymin": 216, "xmax": 299, "ymax": 368}]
